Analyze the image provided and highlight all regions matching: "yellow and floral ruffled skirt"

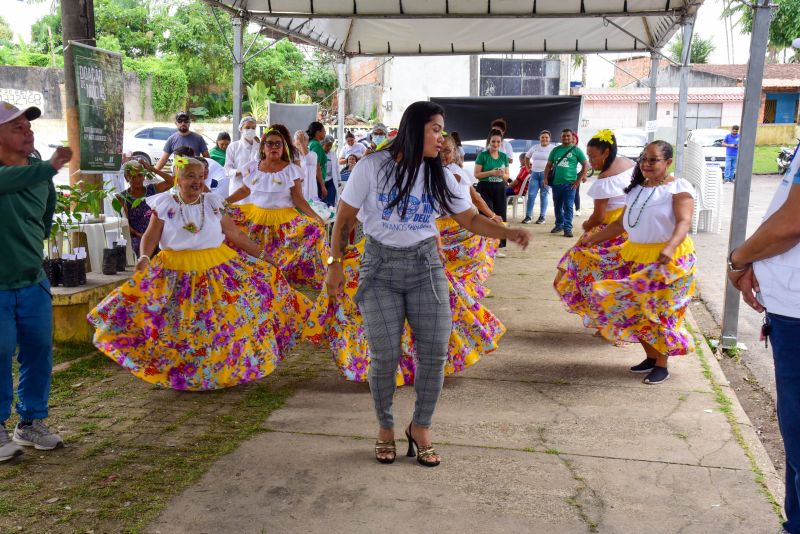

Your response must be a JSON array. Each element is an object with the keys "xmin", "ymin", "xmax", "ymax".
[
  {"xmin": 305, "ymin": 240, "xmax": 505, "ymax": 386},
  {"xmin": 436, "ymin": 216, "xmax": 498, "ymax": 298},
  {"xmin": 87, "ymin": 244, "xmax": 311, "ymax": 390},
  {"xmin": 230, "ymin": 204, "xmax": 329, "ymax": 290},
  {"xmin": 555, "ymin": 208, "xmax": 630, "ymax": 327},
  {"xmin": 588, "ymin": 238, "xmax": 697, "ymax": 356}
]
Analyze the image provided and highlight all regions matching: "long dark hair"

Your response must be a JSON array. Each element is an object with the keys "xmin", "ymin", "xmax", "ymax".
[
  {"xmin": 485, "ymin": 128, "xmax": 504, "ymax": 148},
  {"xmin": 586, "ymin": 133, "xmax": 618, "ymax": 174},
  {"xmin": 379, "ymin": 101, "xmax": 456, "ymax": 217},
  {"xmin": 624, "ymin": 140, "xmax": 673, "ymax": 193},
  {"xmin": 261, "ymin": 123, "xmax": 296, "ymax": 162},
  {"xmin": 306, "ymin": 121, "xmax": 325, "ymax": 141}
]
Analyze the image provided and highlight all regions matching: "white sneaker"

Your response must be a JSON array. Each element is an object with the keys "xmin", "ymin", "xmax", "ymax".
[
  {"xmin": 496, "ymin": 252, "xmax": 507, "ymax": 258},
  {"xmin": 574, "ymin": 209, "xmax": 582, "ymax": 217},
  {"xmin": 0, "ymin": 426, "xmax": 23, "ymax": 462}
]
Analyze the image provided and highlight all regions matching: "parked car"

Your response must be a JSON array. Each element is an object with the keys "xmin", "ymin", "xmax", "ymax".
[
  {"xmin": 123, "ymin": 126, "xmax": 215, "ymax": 165},
  {"xmin": 613, "ymin": 128, "xmax": 648, "ymax": 160},
  {"xmin": 686, "ymin": 128, "xmax": 729, "ymax": 171}
]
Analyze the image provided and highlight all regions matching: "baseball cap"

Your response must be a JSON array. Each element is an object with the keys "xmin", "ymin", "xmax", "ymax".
[
  {"xmin": 175, "ymin": 111, "xmax": 190, "ymax": 122},
  {"xmin": 0, "ymin": 102, "xmax": 41, "ymax": 126}
]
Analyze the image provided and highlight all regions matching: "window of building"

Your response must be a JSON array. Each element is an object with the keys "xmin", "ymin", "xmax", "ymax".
[{"xmin": 672, "ymin": 103, "xmax": 722, "ymax": 130}]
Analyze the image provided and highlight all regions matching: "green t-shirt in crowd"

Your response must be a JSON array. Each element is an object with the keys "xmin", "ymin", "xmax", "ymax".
[
  {"xmin": 208, "ymin": 146, "xmax": 227, "ymax": 167},
  {"xmin": 0, "ymin": 158, "xmax": 57, "ymax": 290},
  {"xmin": 548, "ymin": 144, "xmax": 587, "ymax": 185},
  {"xmin": 309, "ymin": 139, "xmax": 328, "ymax": 181},
  {"xmin": 475, "ymin": 150, "xmax": 509, "ymax": 182}
]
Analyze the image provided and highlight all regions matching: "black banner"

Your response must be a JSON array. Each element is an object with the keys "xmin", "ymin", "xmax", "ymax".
[{"xmin": 430, "ymin": 96, "xmax": 582, "ymax": 141}]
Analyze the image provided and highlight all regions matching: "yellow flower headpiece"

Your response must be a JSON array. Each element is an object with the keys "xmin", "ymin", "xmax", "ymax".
[
  {"xmin": 442, "ymin": 131, "xmax": 448, "ymax": 137},
  {"xmin": 591, "ymin": 129, "xmax": 615, "ymax": 145},
  {"xmin": 174, "ymin": 156, "xmax": 189, "ymax": 169}
]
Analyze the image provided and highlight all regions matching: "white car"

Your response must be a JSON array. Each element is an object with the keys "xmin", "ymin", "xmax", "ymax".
[
  {"xmin": 686, "ymin": 128, "xmax": 729, "ymax": 171},
  {"xmin": 123, "ymin": 126, "xmax": 215, "ymax": 165}
]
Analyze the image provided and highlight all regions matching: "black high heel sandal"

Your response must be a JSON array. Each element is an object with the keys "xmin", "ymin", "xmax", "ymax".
[{"xmin": 405, "ymin": 424, "xmax": 441, "ymax": 467}]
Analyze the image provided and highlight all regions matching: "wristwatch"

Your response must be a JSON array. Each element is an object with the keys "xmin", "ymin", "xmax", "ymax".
[
  {"xmin": 326, "ymin": 256, "xmax": 343, "ymax": 266},
  {"xmin": 727, "ymin": 248, "xmax": 748, "ymax": 273}
]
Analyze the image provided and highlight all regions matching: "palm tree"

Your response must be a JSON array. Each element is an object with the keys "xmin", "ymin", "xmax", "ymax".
[
  {"xmin": 571, "ymin": 54, "xmax": 588, "ymax": 87},
  {"xmin": 669, "ymin": 34, "xmax": 716, "ymax": 64}
]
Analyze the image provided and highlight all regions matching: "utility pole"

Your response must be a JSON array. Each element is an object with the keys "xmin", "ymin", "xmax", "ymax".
[{"xmin": 61, "ymin": 0, "xmax": 96, "ymax": 185}]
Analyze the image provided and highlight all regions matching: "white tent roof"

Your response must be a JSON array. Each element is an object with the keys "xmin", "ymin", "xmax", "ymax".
[{"xmin": 203, "ymin": 0, "xmax": 703, "ymax": 56}]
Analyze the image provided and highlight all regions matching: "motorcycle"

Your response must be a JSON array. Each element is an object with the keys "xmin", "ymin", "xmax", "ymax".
[{"xmin": 778, "ymin": 139, "xmax": 799, "ymax": 174}]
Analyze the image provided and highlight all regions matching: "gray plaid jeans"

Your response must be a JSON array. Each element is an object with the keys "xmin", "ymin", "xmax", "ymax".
[{"xmin": 355, "ymin": 236, "xmax": 452, "ymax": 429}]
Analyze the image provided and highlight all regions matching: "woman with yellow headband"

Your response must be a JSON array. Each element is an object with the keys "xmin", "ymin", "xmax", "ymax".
[
  {"xmin": 580, "ymin": 140, "xmax": 696, "ymax": 385},
  {"xmin": 87, "ymin": 157, "xmax": 311, "ymax": 390},
  {"xmin": 226, "ymin": 126, "xmax": 328, "ymax": 290},
  {"xmin": 554, "ymin": 130, "xmax": 634, "ymax": 331}
]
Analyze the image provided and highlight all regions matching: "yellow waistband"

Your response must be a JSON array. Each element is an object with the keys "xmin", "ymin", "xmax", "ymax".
[
  {"xmin": 602, "ymin": 207, "xmax": 625, "ymax": 225},
  {"xmin": 435, "ymin": 217, "xmax": 458, "ymax": 231},
  {"xmin": 621, "ymin": 237, "xmax": 695, "ymax": 264},
  {"xmin": 237, "ymin": 204, "xmax": 299, "ymax": 226},
  {"xmin": 158, "ymin": 244, "xmax": 237, "ymax": 271}
]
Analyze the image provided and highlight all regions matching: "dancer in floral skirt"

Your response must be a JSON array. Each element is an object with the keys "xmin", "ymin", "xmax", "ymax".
[
  {"xmin": 580, "ymin": 140, "xmax": 696, "ymax": 385},
  {"xmin": 555, "ymin": 130, "xmax": 634, "ymax": 329},
  {"xmin": 226, "ymin": 127, "xmax": 329, "ymax": 289},
  {"xmin": 88, "ymin": 157, "xmax": 311, "ymax": 391}
]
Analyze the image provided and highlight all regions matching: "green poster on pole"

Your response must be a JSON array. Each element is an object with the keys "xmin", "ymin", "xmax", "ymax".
[{"xmin": 71, "ymin": 42, "xmax": 124, "ymax": 172}]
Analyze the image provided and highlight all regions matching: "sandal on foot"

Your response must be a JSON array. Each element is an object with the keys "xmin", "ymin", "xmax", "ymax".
[
  {"xmin": 374, "ymin": 440, "xmax": 396, "ymax": 464},
  {"xmin": 405, "ymin": 424, "xmax": 441, "ymax": 467}
]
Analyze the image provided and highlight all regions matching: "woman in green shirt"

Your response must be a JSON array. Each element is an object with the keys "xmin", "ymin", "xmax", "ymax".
[
  {"xmin": 474, "ymin": 129, "xmax": 510, "ymax": 249},
  {"xmin": 209, "ymin": 132, "xmax": 230, "ymax": 167},
  {"xmin": 307, "ymin": 121, "xmax": 328, "ymax": 200}
]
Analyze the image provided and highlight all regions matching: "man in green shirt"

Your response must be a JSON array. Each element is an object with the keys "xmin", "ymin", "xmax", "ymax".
[
  {"xmin": 543, "ymin": 128, "xmax": 587, "ymax": 238},
  {"xmin": 0, "ymin": 102, "xmax": 72, "ymax": 462}
]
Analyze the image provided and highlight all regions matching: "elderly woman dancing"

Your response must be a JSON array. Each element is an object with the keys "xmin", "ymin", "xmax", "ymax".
[
  {"xmin": 88, "ymin": 157, "xmax": 311, "ymax": 390},
  {"xmin": 326, "ymin": 101, "xmax": 529, "ymax": 467},
  {"xmin": 555, "ymin": 130, "xmax": 634, "ymax": 329},
  {"xmin": 580, "ymin": 141, "xmax": 696, "ymax": 385},
  {"xmin": 227, "ymin": 127, "xmax": 328, "ymax": 289}
]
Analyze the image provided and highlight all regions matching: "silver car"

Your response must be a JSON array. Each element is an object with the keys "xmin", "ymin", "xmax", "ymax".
[{"xmin": 686, "ymin": 128, "xmax": 729, "ymax": 172}]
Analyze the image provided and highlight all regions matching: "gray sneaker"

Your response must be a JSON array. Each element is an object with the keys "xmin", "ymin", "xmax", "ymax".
[
  {"xmin": 0, "ymin": 426, "xmax": 23, "ymax": 462},
  {"xmin": 13, "ymin": 420, "xmax": 64, "ymax": 450}
]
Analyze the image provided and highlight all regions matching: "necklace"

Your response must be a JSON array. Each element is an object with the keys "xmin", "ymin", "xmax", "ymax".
[
  {"xmin": 644, "ymin": 174, "xmax": 669, "ymax": 187},
  {"xmin": 626, "ymin": 186, "xmax": 658, "ymax": 228},
  {"xmin": 176, "ymin": 193, "xmax": 205, "ymax": 234}
]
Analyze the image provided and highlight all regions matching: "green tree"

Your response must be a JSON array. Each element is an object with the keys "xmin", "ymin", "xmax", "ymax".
[
  {"xmin": 0, "ymin": 16, "xmax": 13, "ymax": 42},
  {"xmin": 30, "ymin": 13, "xmax": 61, "ymax": 54},
  {"xmin": 244, "ymin": 39, "xmax": 306, "ymax": 103},
  {"xmin": 722, "ymin": 0, "xmax": 800, "ymax": 62},
  {"xmin": 669, "ymin": 34, "xmax": 716, "ymax": 64},
  {"xmin": 303, "ymin": 50, "xmax": 338, "ymax": 101}
]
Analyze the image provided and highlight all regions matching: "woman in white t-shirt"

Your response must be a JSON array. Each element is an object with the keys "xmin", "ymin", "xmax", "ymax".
[
  {"xmin": 293, "ymin": 130, "xmax": 325, "ymax": 202},
  {"xmin": 581, "ymin": 141, "xmax": 696, "ymax": 385},
  {"xmin": 325, "ymin": 101, "xmax": 530, "ymax": 466},
  {"xmin": 226, "ymin": 127, "xmax": 329, "ymax": 290},
  {"xmin": 88, "ymin": 158, "xmax": 311, "ymax": 391},
  {"xmin": 555, "ymin": 130, "xmax": 634, "ymax": 332}
]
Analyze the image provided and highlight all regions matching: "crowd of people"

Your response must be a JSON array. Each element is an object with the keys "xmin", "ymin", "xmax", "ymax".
[{"xmin": 3, "ymin": 97, "xmax": 800, "ymax": 531}]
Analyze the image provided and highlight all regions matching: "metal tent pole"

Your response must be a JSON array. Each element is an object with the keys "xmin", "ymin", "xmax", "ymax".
[
  {"xmin": 674, "ymin": 18, "xmax": 695, "ymax": 174},
  {"xmin": 720, "ymin": 0, "xmax": 773, "ymax": 349},
  {"xmin": 337, "ymin": 61, "xmax": 346, "ymax": 151},
  {"xmin": 647, "ymin": 51, "xmax": 659, "ymax": 143},
  {"xmin": 232, "ymin": 16, "xmax": 243, "ymax": 141}
]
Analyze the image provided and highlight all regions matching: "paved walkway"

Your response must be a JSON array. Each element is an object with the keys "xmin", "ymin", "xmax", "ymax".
[{"xmin": 151, "ymin": 219, "xmax": 783, "ymax": 533}]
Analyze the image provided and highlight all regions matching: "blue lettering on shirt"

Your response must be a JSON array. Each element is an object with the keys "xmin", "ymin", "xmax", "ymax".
[{"xmin": 377, "ymin": 187, "xmax": 435, "ymax": 224}]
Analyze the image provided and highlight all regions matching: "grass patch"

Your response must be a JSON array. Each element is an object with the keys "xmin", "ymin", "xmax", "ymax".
[
  {"xmin": 674, "ymin": 431, "xmax": 689, "ymax": 440},
  {"xmin": 544, "ymin": 448, "xmax": 561, "ymax": 455},
  {"xmin": 688, "ymin": 324, "xmax": 783, "ymax": 521},
  {"xmin": 753, "ymin": 145, "xmax": 782, "ymax": 175},
  {"xmin": 53, "ymin": 342, "xmax": 98, "ymax": 366}
]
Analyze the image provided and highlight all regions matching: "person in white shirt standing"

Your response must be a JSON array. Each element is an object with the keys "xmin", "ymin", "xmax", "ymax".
[
  {"xmin": 728, "ymin": 148, "xmax": 800, "ymax": 534},
  {"xmin": 522, "ymin": 130, "xmax": 555, "ymax": 224},
  {"xmin": 327, "ymin": 101, "xmax": 530, "ymax": 467},
  {"xmin": 490, "ymin": 118, "xmax": 514, "ymax": 162},
  {"xmin": 224, "ymin": 116, "xmax": 260, "ymax": 197}
]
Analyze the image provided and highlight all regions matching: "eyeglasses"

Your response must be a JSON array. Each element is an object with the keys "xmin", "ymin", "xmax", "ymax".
[
  {"xmin": 638, "ymin": 157, "xmax": 666, "ymax": 165},
  {"xmin": 264, "ymin": 140, "xmax": 284, "ymax": 148}
]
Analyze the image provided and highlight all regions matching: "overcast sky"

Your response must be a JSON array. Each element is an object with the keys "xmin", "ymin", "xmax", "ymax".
[{"xmin": 8, "ymin": 0, "xmax": 752, "ymax": 89}]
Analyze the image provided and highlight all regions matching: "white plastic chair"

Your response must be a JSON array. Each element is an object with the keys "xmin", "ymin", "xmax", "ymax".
[
  {"xmin": 507, "ymin": 173, "xmax": 532, "ymax": 222},
  {"xmin": 685, "ymin": 141, "xmax": 722, "ymax": 234}
]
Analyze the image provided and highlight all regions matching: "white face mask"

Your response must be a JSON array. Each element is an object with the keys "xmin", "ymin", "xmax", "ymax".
[
  {"xmin": 242, "ymin": 129, "xmax": 257, "ymax": 141},
  {"xmin": 373, "ymin": 135, "xmax": 386, "ymax": 146}
]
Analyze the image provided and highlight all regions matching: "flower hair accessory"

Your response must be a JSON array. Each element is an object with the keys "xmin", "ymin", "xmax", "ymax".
[
  {"xmin": 591, "ymin": 129, "xmax": 615, "ymax": 145},
  {"xmin": 174, "ymin": 156, "xmax": 189, "ymax": 169}
]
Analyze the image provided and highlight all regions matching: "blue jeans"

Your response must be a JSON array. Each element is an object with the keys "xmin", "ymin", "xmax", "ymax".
[
  {"xmin": 770, "ymin": 312, "xmax": 800, "ymax": 534},
  {"xmin": 724, "ymin": 155, "xmax": 737, "ymax": 182},
  {"xmin": 0, "ymin": 279, "xmax": 53, "ymax": 423},
  {"xmin": 525, "ymin": 171, "xmax": 549, "ymax": 219},
  {"xmin": 552, "ymin": 183, "xmax": 576, "ymax": 232}
]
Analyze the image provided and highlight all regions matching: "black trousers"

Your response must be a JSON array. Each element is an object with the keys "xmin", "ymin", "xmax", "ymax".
[
  {"xmin": 476, "ymin": 180, "xmax": 506, "ymax": 247},
  {"xmin": 574, "ymin": 182, "xmax": 581, "ymax": 210}
]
